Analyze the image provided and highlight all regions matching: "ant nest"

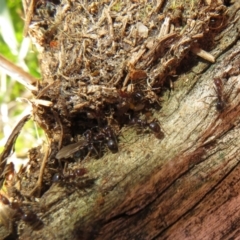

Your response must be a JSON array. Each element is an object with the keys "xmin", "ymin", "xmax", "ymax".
[
  {"xmin": 21, "ymin": 0, "xmax": 228, "ymax": 184},
  {"xmin": 28, "ymin": 0, "xmax": 227, "ymax": 147}
]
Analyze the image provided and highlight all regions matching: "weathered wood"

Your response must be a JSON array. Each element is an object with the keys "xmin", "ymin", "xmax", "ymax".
[
  {"xmin": 1, "ymin": 1, "xmax": 240, "ymax": 240},
  {"xmin": 23, "ymin": 6, "xmax": 240, "ymax": 239}
]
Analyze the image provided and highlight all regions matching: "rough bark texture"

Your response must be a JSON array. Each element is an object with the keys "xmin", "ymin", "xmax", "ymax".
[{"xmin": 1, "ymin": 1, "xmax": 240, "ymax": 239}]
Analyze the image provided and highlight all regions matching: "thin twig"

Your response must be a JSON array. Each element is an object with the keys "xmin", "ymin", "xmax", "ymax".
[
  {"xmin": 0, "ymin": 55, "xmax": 38, "ymax": 91},
  {"xmin": 191, "ymin": 47, "xmax": 215, "ymax": 63},
  {"xmin": 53, "ymin": 110, "xmax": 63, "ymax": 151},
  {"xmin": 36, "ymin": 81, "xmax": 59, "ymax": 99},
  {"xmin": 29, "ymin": 144, "xmax": 51, "ymax": 197},
  {"xmin": 23, "ymin": 0, "xmax": 37, "ymax": 37},
  {"xmin": 0, "ymin": 114, "xmax": 31, "ymax": 183}
]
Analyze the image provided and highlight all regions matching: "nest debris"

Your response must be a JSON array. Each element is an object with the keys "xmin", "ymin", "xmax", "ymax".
[{"xmin": 28, "ymin": 0, "xmax": 227, "ymax": 151}]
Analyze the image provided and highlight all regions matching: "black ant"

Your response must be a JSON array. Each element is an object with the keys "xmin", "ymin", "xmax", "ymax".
[
  {"xmin": 0, "ymin": 193, "xmax": 43, "ymax": 231},
  {"xmin": 52, "ymin": 167, "xmax": 87, "ymax": 183},
  {"xmin": 130, "ymin": 117, "xmax": 164, "ymax": 139},
  {"xmin": 20, "ymin": 210, "xmax": 43, "ymax": 230},
  {"xmin": 116, "ymin": 90, "xmax": 145, "ymax": 114},
  {"xmin": 52, "ymin": 167, "xmax": 95, "ymax": 189},
  {"xmin": 94, "ymin": 126, "xmax": 118, "ymax": 153},
  {"xmin": 56, "ymin": 126, "xmax": 118, "ymax": 160},
  {"xmin": 214, "ymin": 78, "xmax": 226, "ymax": 112}
]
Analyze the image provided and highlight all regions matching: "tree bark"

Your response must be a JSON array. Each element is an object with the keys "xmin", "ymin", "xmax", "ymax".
[{"xmin": 1, "ymin": 1, "xmax": 240, "ymax": 239}]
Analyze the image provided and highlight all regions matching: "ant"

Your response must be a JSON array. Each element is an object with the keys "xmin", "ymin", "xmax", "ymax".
[
  {"xmin": 117, "ymin": 90, "xmax": 146, "ymax": 113},
  {"xmin": 0, "ymin": 193, "xmax": 43, "ymax": 231},
  {"xmin": 214, "ymin": 78, "xmax": 226, "ymax": 112},
  {"xmin": 52, "ymin": 167, "xmax": 95, "ymax": 189},
  {"xmin": 130, "ymin": 117, "xmax": 164, "ymax": 139},
  {"xmin": 52, "ymin": 167, "xmax": 87, "ymax": 183},
  {"xmin": 20, "ymin": 210, "xmax": 43, "ymax": 230},
  {"xmin": 56, "ymin": 126, "xmax": 118, "ymax": 160},
  {"xmin": 94, "ymin": 126, "xmax": 118, "ymax": 153}
]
